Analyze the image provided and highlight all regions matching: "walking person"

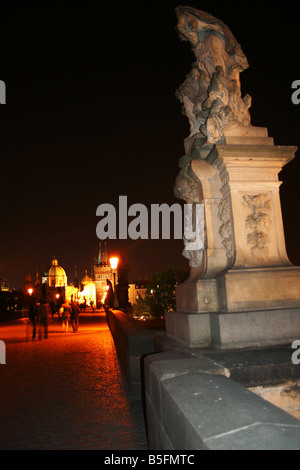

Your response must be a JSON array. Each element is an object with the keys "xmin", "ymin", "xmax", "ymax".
[
  {"xmin": 70, "ymin": 298, "xmax": 80, "ymax": 333},
  {"xmin": 37, "ymin": 297, "xmax": 50, "ymax": 340},
  {"xmin": 49, "ymin": 300, "xmax": 56, "ymax": 321},
  {"xmin": 61, "ymin": 298, "xmax": 71, "ymax": 333},
  {"xmin": 28, "ymin": 296, "xmax": 37, "ymax": 340}
]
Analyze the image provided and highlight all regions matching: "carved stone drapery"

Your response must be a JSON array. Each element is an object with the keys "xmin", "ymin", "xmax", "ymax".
[{"xmin": 176, "ymin": 6, "xmax": 251, "ymax": 145}]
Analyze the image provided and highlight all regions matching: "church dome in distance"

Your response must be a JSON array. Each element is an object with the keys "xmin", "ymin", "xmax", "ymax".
[
  {"xmin": 47, "ymin": 257, "xmax": 67, "ymax": 287},
  {"xmin": 48, "ymin": 257, "xmax": 66, "ymax": 277}
]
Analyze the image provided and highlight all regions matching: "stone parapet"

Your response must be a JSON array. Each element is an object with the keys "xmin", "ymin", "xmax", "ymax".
[
  {"xmin": 144, "ymin": 349, "xmax": 300, "ymax": 450},
  {"xmin": 104, "ymin": 307, "xmax": 160, "ymax": 387}
]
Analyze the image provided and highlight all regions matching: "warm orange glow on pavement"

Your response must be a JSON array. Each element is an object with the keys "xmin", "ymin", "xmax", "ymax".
[{"xmin": 0, "ymin": 311, "xmax": 147, "ymax": 449}]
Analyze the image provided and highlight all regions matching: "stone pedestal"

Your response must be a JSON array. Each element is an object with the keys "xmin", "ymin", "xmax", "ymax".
[{"xmin": 167, "ymin": 127, "xmax": 300, "ymax": 349}]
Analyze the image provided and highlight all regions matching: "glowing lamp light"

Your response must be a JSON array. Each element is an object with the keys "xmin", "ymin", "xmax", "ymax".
[
  {"xmin": 109, "ymin": 257, "xmax": 119, "ymax": 271},
  {"xmin": 109, "ymin": 257, "xmax": 119, "ymax": 308},
  {"xmin": 28, "ymin": 288, "xmax": 33, "ymax": 295}
]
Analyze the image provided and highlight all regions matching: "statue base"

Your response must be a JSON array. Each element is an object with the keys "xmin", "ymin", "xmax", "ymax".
[
  {"xmin": 171, "ymin": 129, "xmax": 300, "ymax": 350},
  {"xmin": 166, "ymin": 266, "xmax": 300, "ymax": 349}
]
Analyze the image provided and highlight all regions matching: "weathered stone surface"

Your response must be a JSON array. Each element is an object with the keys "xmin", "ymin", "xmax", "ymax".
[
  {"xmin": 172, "ymin": 67, "xmax": 300, "ymax": 350},
  {"xmin": 249, "ymin": 381, "xmax": 300, "ymax": 420},
  {"xmin": 172, "ymin": 6, "xmax": 300, "ymax": 350},
  {"xmin": 145, "ymin": 8, "xmax": 300, "ymax": 451},
  {"xmin": 105, "ymin": 307, "xmax": 160, "ymax": 386},
  {"xmin": 176, "ymin": 6, "xmax": 251, "ymax": 145},
  {"xmin": 144, "ymin": 351, "xmax": 300, "ymax": 450}
]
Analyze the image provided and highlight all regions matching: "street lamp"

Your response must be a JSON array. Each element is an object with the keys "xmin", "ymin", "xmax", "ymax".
[
  {"xmin": 109, "ymin": 257, "xmax": 118, "ymax": 271},
  {"xmin": 109, "ymin": 257, "xmax": 119, "ymax": 308},
  {"xmin": 28, "ymin": 288, "xmax": 33, "ymax": 296}
]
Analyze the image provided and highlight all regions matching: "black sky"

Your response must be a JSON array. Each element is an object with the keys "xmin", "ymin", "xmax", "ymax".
[{"xmin": 0, "ymin": 0, "xmax": 300, "ymax": 289}]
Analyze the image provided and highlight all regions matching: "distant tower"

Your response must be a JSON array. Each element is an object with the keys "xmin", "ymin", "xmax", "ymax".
[
  {"xmin": 35, "ymin": 267, "xmax": 41, "ymax": 287},
  {"xmin": 97, "ymin": 241, "xmax": 109, "ymax": 267},
  {"xmin": 2, "ymin": 278, "xmax": 9, "ymax": 292},
  {"xmin": 73, "ymin": 265, "xmax": 80, "ymax": 289},
  {"xmin": 24, "ymin": 273, "xmax": 33, "ymax": 292},
  {"xmin": 94, "ymin": 241, "xmax": 114, "ymax": 305},
  {"xmin": 103, "ymin": 241, "xmax": 108, "ymax": 265},
  {"xmin": 97, "ymin": 242, "xmax": 102, "ymax": 266}
]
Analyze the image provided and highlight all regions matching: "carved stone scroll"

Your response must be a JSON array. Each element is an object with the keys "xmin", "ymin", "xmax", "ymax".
[{"xmin": 218, "ymin": 197, "xmax": 233, "ymax": 263}]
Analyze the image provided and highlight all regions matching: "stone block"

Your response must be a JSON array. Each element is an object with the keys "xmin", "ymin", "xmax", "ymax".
[
  {"xmin": 168, "ymin": 264, "xmax": 300, "ymax": 348},
  {"xmin": 223, "ymin": 136, "xmax": 274, "ymax": 145},
  {"xmin": 144, "ymin": 351, "xmax": 300, "ymax": 449},
  {"xmin": 217, "ymin": 267, "xmax": 300, "ymax": 312},
  {"xmin": 145, "ymin": 391, "xmax": 174, "ymax": 450},
  {"xmin": 211, "ymin": 307, "xmax": 300, "ymax": 349},
  {"xmin": 206, "ymin": 422, "xmax": 300, "ymax": 450},
  {"xmin": 176, "ymin": 278, "xmax": 218, "ymax": 313},
  {"xmin": 165, "ymin": 310, "xmax": 211, "ymax": 347},
  {"xmin": 203, "ymin": 346, "xmax": 300, "ymax": 387}
]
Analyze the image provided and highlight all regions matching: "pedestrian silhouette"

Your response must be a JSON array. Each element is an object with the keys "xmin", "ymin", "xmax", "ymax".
[
  {"xmin": 70, "ymin": 297, "xmax": 80, "ymax": 333},
  {"xmin": 27, "ymin": 296, "xmax": 37, "ymax": 340},
  {"xmin": 61, "ymin": 298, "xmax": 71, "ymax": 333},
  {"xmin": 49, "ymin": 300, "xmax": 56, "ymax": 320},
  {"xmin": 37, "ymin": 297, "xmax": 50, "ymax": 340}
]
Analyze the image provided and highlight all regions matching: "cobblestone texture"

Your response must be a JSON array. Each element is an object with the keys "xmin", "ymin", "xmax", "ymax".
[{"xmin": 0, "ymin": 311, "xmax": 148, "ymax": 450}]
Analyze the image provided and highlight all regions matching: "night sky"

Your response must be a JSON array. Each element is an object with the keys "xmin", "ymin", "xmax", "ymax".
[{"xmin": 0, "ymin": 0, "xmax": 299, "ymax": 289}]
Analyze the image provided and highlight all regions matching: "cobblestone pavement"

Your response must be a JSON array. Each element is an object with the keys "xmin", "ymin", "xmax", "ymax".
[{"xmin": 0, "ymin": 311, "xmax": 148, "ymax": 450}]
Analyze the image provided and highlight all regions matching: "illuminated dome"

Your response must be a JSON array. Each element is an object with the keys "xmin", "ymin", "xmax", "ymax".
[{"xmin": 47, "ymin": 257, "xmax": 68, "ymax": 287}]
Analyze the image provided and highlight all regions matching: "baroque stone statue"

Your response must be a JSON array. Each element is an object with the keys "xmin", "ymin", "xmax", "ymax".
[
  {"xmin": 168, "ymin": 7, "xmax": 300, "ymax": 352},
  {"xmin": 175, "ymin": 6, "xmax": 251, "ymax": 145}
]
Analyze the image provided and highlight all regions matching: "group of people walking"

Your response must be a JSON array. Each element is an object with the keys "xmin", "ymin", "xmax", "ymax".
[
  {"xmin": 27, "ymin": 295, "xmax": 81, "ymax": 340},
  {"xmin": 60, "ymin": 297, "xmax": 80, "ymax": 333}
]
